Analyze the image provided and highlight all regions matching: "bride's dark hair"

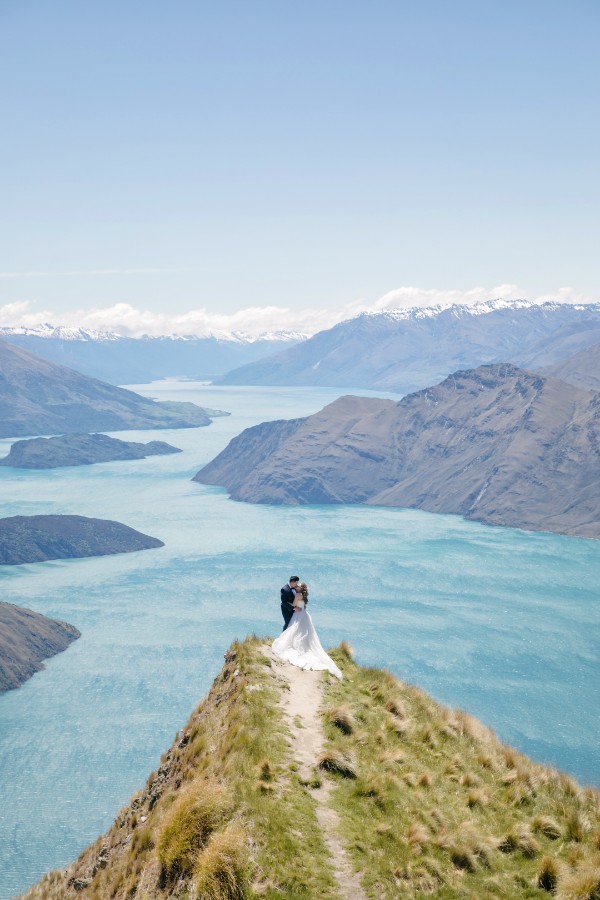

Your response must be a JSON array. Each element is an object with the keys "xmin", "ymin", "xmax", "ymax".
[{"xmin": 298, "ymin": 582, "xmax": 309, "ymax": 603}]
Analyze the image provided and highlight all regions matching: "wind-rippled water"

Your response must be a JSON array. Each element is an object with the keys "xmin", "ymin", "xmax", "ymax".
[{"xmin": 0, "ymin": 382, "xmax": 598, "ymax": 899}]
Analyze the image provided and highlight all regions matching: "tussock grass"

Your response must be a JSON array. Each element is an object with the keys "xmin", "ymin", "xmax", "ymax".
[
  {"xmin": 499, "ymin": 823, "xmax": 541, "ymax": 857},
  {"xmin": 319, "ymin": 645, "xmax": 600, "ymax": 900},
  {"xmin": 158, "ymin": 779, "xmax": 229, "ymax": 879},
  {"xmin": 532, "ymin": 814, "xmax": 562, "ymax": 840},
  {"xmin": 20, "ymin": 637, "xmax": 600, "ymax": 900},
  {"xmin": 556, "ymin": 860, "xmax": 600, "ymax": 899},
  {"xmin": 192, "ymin": 822, "xmax": 250, "ymax": 900},
  {"xmin": 538, "ymin": 854, "xmax": 562, "ymax": 892},
  {"xmin": 338, "ymin": 640, "xmax": 354, "ymax": 659},
  {"xmin": 324, "ymin": 704, "xmax": 355, "ymax": 735},
  {"xmin": 318, "ymin": 748, "xmax": 357, "ymax": 779}
]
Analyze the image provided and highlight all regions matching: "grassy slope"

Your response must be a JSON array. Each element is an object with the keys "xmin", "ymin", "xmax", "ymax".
[{"xmin": 22, "ymin": 638, "xmax": 600, "ymax": 900}]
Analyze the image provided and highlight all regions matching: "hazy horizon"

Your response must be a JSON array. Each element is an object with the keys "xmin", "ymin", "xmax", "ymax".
[{"xmin": 1, "ymin": 2, "xmax": 598, "ymax": 338}]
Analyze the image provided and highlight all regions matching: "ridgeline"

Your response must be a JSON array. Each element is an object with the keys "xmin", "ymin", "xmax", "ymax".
[{"xmin": 22, "ymin": 637, "xmax": 600, "ymax": 899}]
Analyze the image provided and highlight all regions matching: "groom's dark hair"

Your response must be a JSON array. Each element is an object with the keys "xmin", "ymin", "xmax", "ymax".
[{"xmin": 289, "ymin": 576, "xmax": 300, "ymax": 583}]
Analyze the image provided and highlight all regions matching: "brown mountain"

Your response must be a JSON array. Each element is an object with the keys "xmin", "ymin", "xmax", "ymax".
[
  {"xmin": 194, "ymin": 364, "xmax": 600, "ymax": 539},
  {"xmin": 0, "ymin": 338, "xmax": 226, "ymax": 438},
  {"xmin": 0, "ymin": 514, "xmax": 164, "ymax": 565},
  {"xmin": 0, "ymin": 601, "xmax": 80, "ymax": 692}
]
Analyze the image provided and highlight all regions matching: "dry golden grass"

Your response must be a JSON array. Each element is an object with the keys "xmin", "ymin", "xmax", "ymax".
[
  {"xmin": 532, "ymin": 814, "xmax": 562, "ymax": 840},
  {"xmin": 192, "ymin": 822, "xmax": 250, "ymax": 900},
  {"xmin": 324, "ymin": 704, "xmax": 355, "ymax": 735},
  {"xmin": 19, "ymin": 637, "xmax": 600, "ymax": 900},
  {"xmin": 318, "ymin": 748, "xmax": 357, "ymax": 779},
  {"xmin": 157, "ymin": 779, "xmax": 230, "ymax": 879},
  {"xmin": 556, "ymin": 858, "xmax": 600, "ymax": 899}
]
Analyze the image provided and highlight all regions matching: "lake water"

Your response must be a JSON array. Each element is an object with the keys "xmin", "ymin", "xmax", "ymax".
[{"xmin": 0, "ymin": 382, "xmax": 598, "ymax": 899}]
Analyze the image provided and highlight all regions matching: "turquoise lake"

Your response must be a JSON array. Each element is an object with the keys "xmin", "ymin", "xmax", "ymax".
[{"xmin": 0, "ymin": 381, "xmax": 599, "ymax": 899}]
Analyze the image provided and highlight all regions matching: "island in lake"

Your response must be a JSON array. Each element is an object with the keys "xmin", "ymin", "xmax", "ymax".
[
  {"xmin": 0, "ymin": 601, "xmax": 80, "ymax": 692},
  {"xmin": 0, "ymin": 433, "xmax": 182, "ymax": 469},
  {"xmin": 0, "ymin": 514, "xmax": 164, "ymax": 565},
  {"xmin": 195, "ymin": 363, "xmax": 600, "ymax": 539}
]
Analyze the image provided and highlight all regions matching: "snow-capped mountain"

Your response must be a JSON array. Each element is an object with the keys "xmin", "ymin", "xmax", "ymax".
[
  {"xmin": 0, "ymin": 326, "xmax": 305, "ymax": 385},
  {"xmin": 217, "ymin": 300, "xmax": 600, "ymax": 393}
]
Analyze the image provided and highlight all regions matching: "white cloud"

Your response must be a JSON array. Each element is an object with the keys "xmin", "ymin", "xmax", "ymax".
[{"xmin": 0, "ymin": 285, "xmax": 596, "ymax": 339}]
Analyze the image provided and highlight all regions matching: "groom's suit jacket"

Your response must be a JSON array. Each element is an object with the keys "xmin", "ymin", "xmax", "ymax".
[{"xmin": 280, "ymin": 584, "xmax": 296, "ymax": 629}]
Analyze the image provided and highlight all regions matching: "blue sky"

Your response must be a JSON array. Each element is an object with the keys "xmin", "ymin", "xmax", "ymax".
[{"xmin": 0, "ymin": 1, "xmax": 598, "ymax": 335}]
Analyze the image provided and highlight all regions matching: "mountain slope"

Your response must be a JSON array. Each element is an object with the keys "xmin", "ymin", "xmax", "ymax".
[
  {"xmin": 540, "ymin": 342, "xmax": 600, "ymax": 391},
  {"xmin": 217, "ymin": 301, "xmax": 600, "ymax": 393},
  {"xmin": 21, "ymin": 637, "xmax": 600, "ymax": 899},
  {"xmin": 0, "ymin": 601, "xmax": 80, "ymax": 692},
  {"xmin": 0, "ymin": 339, "xmax": 225, "ymax": 437},
  {"xmin": 195, "ymin": 364, "xmax": 600, "ymax": 538}
]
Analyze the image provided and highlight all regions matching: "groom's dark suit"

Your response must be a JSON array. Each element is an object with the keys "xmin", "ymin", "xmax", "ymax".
[{"xmin": 280, "ymin": 584, "xmax": 296, "ymax": 631}]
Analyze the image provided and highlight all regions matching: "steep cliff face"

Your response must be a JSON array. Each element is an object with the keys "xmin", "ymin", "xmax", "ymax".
[
  {"xmin": 194, "ymin": 364, "xmax": 600, "ymax": 539},
  {"xmin": 21, "ymin": 637, "xmax": 600, "ymax": 900},
  {"xmin": 0, "ymin": 602, "xmax": 80, "ymax": 692},
  {"xmin": 0, "ymin": 515, "xmax": 164, "ymax": 565}
]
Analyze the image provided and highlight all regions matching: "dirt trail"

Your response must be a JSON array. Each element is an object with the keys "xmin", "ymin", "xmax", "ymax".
[{"xmin": 264, "ymin": 645, "xmax": 367, "ymax": 900}]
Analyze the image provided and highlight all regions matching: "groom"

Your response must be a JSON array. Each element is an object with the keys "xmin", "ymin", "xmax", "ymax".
[{"xmin": 280, "ymin": 575, "xmax": 300, "ymax": 631}]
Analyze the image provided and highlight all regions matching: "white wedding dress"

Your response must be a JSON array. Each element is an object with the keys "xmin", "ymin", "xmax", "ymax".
[{"xmin": 272, "ymin": 600, "xmax": 343, "ymax": 679}]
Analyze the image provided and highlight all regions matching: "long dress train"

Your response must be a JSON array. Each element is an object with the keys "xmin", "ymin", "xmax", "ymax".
[{"xmin": 272, "ymin": 600, "xmax": 342, "ymax": 679}]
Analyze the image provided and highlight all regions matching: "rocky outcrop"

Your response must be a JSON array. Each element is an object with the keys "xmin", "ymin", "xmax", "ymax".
[
  {"xmin": 0, "ymin": 515, "xmax": 164, "ymax": 565},
  {"xmin": 0, "ymin": 433, "xmax": 182, "ymax": 469},
  {"xmin": 0, "ymin": 339, "xmax": 228, "ymax": 438},
  {"xmin": 195, "ymin": 363, "xmax": 600, "ymax": 539},
  {"xmin": 0, "ymin": 601, "xmax": 80, "ymax": 692}
]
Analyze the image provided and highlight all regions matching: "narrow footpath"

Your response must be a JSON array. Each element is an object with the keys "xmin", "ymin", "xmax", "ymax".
[{"xmin": 264, "ymin": 645, "xmax": 367, "ymax": 900}]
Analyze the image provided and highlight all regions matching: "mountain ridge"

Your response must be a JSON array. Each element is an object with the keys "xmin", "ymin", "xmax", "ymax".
[
  {"xmin": 195, "ymin": 363, "xmax": 600, "ymax": 539},
  {"xmin": 217, "ymin": 301, "xmax": 600, "ymax": 394},
  {"xmin": 20, "ymin": 636, "xmax": 600, "ymax": 899}
]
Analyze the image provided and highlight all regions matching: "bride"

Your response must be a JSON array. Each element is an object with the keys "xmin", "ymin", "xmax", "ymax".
[{"xmin": 272, "ymin": 583, "xmax": 343, "ymax": 680}]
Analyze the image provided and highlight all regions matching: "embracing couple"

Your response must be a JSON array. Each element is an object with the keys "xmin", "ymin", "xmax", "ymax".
[{"xmin": 272, "ymin": 575, "xmax": 342, "ymax": 679}]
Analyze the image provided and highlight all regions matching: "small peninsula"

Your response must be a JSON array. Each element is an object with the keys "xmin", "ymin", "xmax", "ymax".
[
  {"xmin": 22, "ymin": 637, "xmax": 600, "ymax": 899},
  {"xmin": 195, "ymin": 363, "xmax": 600, "ymax": 539},
  {"xmin": 0, "ymin": 514, "xmax": 164, "ymax": 565},
  {"xmin": 0, "ymin": 338, "xmax": 229, "ymax": 437},
  {"xmin": 0, "ymin": 433, "xmax": 182, "ymax": 469},
  {"xmin": 0, "ymin": 601, "xmax": 80, "ymax": 692}
]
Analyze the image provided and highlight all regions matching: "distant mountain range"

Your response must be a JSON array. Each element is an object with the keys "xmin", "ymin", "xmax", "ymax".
[
  {"xmin": 0, "ymin": 601, "xmax": 80, "ymax": 692},
  {"xmin": 0, "ymin": 326, "xmax": 304, "ymax": 385},
  {"xmin": 195, "ymin": 363, "xmax": 600, "ymax": 539},
  {"xmin": 216, "ymin": 300, "xmax": 600, "ymax": 394},
  {"xmin": 0, "ymin": 339, "xmax": 228, "ymax": 437}
]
